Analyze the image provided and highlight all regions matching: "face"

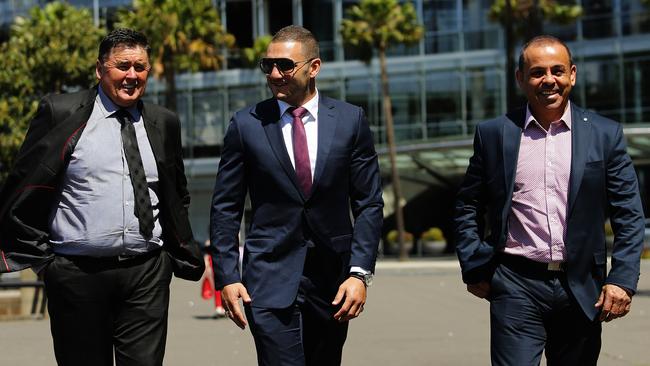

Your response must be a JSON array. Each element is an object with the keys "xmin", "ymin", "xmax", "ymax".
[
  {"xmin": 516, "ymin": 42, "xmax": 576, "ymax": 123},
  {"xmin": 264, "ymin": 41, "xmax": 320, "ymax": 106},
  {"xmin": 96, "ymin": 45, "xmax": 150, "ymax": 108}
]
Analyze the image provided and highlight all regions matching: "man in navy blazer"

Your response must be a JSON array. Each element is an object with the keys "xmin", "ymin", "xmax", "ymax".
[
  {"xmin": 210, "ymin": 25, "xmax": 383, "ymax": 366},
  {"xmin": 454, "ymin": 35, "xmax": 644, "ymax": 365}
]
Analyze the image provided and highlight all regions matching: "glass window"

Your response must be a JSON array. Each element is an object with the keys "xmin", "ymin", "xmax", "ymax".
[
  {"xmin": 582, "ymin": 0, "xmax": 616, "ymax": 39},
  {"xmin": 582, "ymin": 57, "xmax": 622, "ymax": 121},
  {"xmin": 462, "ymin": 0, "xmax": 499, "ymax": 51},
  {"xmin": 344, "ymin": 75, "xmax": 381, "ymax": 143},
  {"xmin": 192, "ymin": 89, "xmax": 226, "ymax": 156},
  {"xmin": 425, "ymin": 70, "xmax": 463, "ymax": 137},
  {"xmin": 228, "ymin": 85, "xmax": 265, "ymax": 119},
  {"xmin": 466, "ymin": 68, "xmax": 501, "ymax": 127},
  {"xmin": 303, "ymin": 0, "xmax": 335, "ymax": 61},
  {"xmin": 389, "ymin": 73, "xmax": 424, "ymax": 141},
  {"xmin": 424, "ymin": 0, "xmax": 460, "ymax": 54},
  {"xmin": 623, "ymin": 53, "xmax": 650, "ymax": 124},
  {"xmin": 268, "ymin": 0, "xmax": 293, "ymax": 35},
  {"xmin": 621, "ymin": 1, "xmax": 650, "ymax": 36}
]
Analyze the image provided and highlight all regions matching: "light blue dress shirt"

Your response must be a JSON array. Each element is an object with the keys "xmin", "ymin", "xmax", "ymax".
[{"xmin": 48, "ymin": 87, "xmax": 163, "ymax": 256}]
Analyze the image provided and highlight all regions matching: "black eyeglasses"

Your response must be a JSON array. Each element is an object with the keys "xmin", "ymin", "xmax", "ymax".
[{"xmin": 259, "ymin": 57, "xmax": 315, "ymax": 75}]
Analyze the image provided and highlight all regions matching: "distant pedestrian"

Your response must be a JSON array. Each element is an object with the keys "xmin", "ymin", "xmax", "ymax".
[{"xmin": 454, "ymin": 35, "xmax": 645, "ymax": 365}]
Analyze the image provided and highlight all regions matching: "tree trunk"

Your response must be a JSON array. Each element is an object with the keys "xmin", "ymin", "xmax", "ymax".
[
  {"xmin": 163, "ymin": 48, "xmax": 177, "ymax": 112},
  {"xmin": 378, "ymin": 47, "xmax": 408, "ymax": 261},
  {"xmin": 524, "ymin": 0, "xmax": 544, "ymax": 41}
]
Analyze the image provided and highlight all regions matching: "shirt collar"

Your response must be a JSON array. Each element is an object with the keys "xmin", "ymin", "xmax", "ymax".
[
  {"xmin": 524, "ymin": 100, "xmax": 572, "ymax": 130},
  {"xmin": 277, "ymin": 89, "xmax": 320, "ymax": 121},
  {"xmin": 97, "ymin": 86, "xmax": 142, "ymax": 121}
]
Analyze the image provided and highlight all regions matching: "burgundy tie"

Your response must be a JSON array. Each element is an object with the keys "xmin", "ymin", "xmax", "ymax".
[{"xmin": 289, "ymin": 107, "xmax": 312, "ymax": 196}]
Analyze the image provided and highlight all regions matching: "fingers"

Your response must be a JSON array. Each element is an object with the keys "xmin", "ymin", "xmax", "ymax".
[
  {"xmin": 332, "ymin": 277, "xmax": 366, "ymax": 322},
  {"xmin": 221, "ymin": 283, "xmax": 250, "ymax": 329},
  {"xmin": 597, "ymin": 284, "xmax": 632, "ymax": 322}
]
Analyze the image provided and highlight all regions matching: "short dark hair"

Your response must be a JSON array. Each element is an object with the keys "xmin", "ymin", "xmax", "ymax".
[
  {"xmin": 271, "ymin": 25, "xmax": 320, "ymax": 59},
  {"xmin": 518, "ymin": 35, "xmax": 573, "ymax": 71},
  {"xmin": 98, "ymin": 28, "xmax": 151, "ymax": 62}
]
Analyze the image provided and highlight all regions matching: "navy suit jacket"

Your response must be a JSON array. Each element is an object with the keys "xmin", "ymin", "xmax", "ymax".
[
  {"xmin": 210, "ymin": 95, "xmax": 383, "ymax": 309},
  {"xmin": 454, "ymin": 103, "xmax": 645, "ymax": 320},
  {"xmin": 0, "ymin": 87, "xmax": 204, "ymax": 280}
]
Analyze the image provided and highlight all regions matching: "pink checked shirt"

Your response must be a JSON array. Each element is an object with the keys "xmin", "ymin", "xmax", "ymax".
[{"xmin": 503, "ymin": 102, "xmax": 573, "ymax": 263}]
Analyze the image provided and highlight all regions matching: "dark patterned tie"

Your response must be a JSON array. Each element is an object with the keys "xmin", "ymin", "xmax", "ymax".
[
  {"xmin": 289, "ymin": 107, "xmax": 312, "ymax": 196},
  {"xmin": 115, "ymin": 109, "xmax": 154, "ymax": 239}
]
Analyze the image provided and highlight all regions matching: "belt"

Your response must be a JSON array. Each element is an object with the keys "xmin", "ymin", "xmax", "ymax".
[
  {"xmin": 498, "ymin": 253, "xmax": 566, "ymax": 277},
  {"xmin": 60, "ymin": 249, "xmax": 161, "ymax": 266}
]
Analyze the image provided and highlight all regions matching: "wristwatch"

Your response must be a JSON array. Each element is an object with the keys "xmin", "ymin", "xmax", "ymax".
[{"xmin": 349, "ymin": 271, "xmax": 374, "ymax": 287}]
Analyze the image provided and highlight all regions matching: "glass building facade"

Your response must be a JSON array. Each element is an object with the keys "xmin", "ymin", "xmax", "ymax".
[
  {"xmin": 138, "ymin": 0, "xmax": 650, "ymax": 158},
  {"xmin": 2, "ymin": 0, "xmax": 650, "ymax": 244}
]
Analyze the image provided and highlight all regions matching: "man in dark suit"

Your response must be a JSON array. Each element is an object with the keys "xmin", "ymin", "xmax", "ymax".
[
  {"xmin": 0, "ymin": 29, "xmax": 203, "ymax": 366},
  {"xmin": 210, "ymin": 25, "xmax": 383, "ymax": 366},
  {"xmin": 454, "ymin": 35, "xmax": 645, "ymax": 365}
]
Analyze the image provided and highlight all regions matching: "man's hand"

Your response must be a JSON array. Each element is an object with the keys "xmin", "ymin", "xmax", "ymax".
[
  {"xmin": 221, "ymin": 282, "xmax": 252, "ymax": 329},
  {"xmin": 332, "ymin": 277, "xmax": 367, "ymax": 322},
  {"xmin": 595, "ymin": 284, "xmax": 632, "ymax": 322},
  {"xmin": 467, "ymin": 281, "xmax": 491, "ymax": 300}
]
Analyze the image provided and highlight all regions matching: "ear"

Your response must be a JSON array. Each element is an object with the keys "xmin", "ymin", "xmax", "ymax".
[
  {"xmin": 95, "ymin": 59, "xmax": 103, "ymax": 80},
  {"xmin": 515, "ymin": 69, "xmax": 523, "ymax": 89},
  {"xmin": 570, "ymin": 64, "xmax": 577, "ymax": 86},
  {"xmin": 309, "ymin": 58, "xmax": 321, "ymax": 79}
]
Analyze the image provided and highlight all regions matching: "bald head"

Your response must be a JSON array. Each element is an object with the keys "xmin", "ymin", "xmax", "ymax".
[{"xmin": 518, "ymin": 35, "xmax": 573, "ymax": 72}]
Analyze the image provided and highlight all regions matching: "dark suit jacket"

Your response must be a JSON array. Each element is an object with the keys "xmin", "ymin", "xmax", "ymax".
[
  {"xmin": 210, "ymin": 96, "xmax": 383, "ymax": 309},
  {"xmin": 454, "ymin": 103, "xmax": 645, "ymax": 320},
  {"xmin": 0, "ymin": 87, "xmax": 204, "ymax": 280}
]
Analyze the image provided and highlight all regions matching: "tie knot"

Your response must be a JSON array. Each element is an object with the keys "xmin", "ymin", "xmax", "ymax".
[
  {"xmin": 114, "ymin": 109, "xmax": 133, "ymax": 123},
  {"xmin": 289, "ymin": 106, "xmax": 307, "ymax": 119}
]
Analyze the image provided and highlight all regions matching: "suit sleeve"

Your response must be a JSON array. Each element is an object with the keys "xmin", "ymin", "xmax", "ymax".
[
  {"xmin": 348, "ymin": 107, "xmax": 384, "ymax": 273},
  {"xmin": 210, "ymin": 116, "xmax": 247, "ymax": 289},
  {"xmin": 605, "ymin": 124, "xmax": 645, "ymax": 293},
  {"xmin": 0, "ymin": 97, "xmax": 55, "ymax": 273},
  {"xmin": 454, "ymin": 125, "xmax": 495, "ymax": 284}
]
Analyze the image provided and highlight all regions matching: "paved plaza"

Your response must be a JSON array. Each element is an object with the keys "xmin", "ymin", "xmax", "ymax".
[{"xmin": 1, "ymin": 258, "xmax": 649, "ymax": 365}]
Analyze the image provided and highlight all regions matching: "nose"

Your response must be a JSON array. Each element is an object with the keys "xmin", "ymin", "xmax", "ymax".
[
  {"xmin": 268, "ymin": 64, "xmax": 284, "ymax": 79},
  {"xmin": 125, "ymin": 66, "xmax": 138, "ymax": 79},
  {"xmin": 542, "ymin": 71, "xmax": 555, "ymax": 84}
]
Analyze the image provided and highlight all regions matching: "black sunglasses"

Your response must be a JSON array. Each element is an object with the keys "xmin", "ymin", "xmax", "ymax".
[{"xmin": 259, "ymin": 57, "xmax": 314, "ymax": 75}]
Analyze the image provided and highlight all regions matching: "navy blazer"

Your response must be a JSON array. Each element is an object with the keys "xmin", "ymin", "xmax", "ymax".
[
  {"xmin": 0, "ymin": 88, "xmax": 204, "ymax": 280},
  {"xmin": 210, "ymin": 96, "xmax": 383, "ymax": 309},
  {"xmin": 454, "ymin": 103, "xmax": 645, "ymax": 320}
]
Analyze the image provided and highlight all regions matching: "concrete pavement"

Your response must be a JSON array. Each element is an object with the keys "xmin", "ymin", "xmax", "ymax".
[{"xmin": 1, "ymin": 258, "xmax": 649, "ymax": 365}]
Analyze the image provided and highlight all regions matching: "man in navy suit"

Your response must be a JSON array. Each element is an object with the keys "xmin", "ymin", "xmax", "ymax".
[
  {"xmin": 210, "ymin": 25, "xmax": 383, "ymax": 366},
  {"xmin": 454, "ymin": 35, "xmax": 644, "ymax": 365}
]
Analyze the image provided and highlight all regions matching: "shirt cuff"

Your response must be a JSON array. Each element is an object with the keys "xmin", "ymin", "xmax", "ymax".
[{"xmin": 350, "ymin": 266, "xmax": 371, "ymax": 275}]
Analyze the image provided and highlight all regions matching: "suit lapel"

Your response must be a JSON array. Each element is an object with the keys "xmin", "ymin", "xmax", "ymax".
[
  {"xmin": 502, "ymin": 109, "xmax": 525, "ymax": 203},
  {"xmin": 58, "ymin": 88, "xmax": 98, "ymax": 162},
  {"xmin": 568, "ymin": 104, "xmax": 590, "ymax": 216},
  {"xmin": 141, "ymin": 103, "xmax": 166, "ymax": 164},
  {"xmin": 256, "ymin": 100, "xmax": 304, "ymax": 198},
  {"xmin": 310, "ymin": 96, "xmax": 337, "ymax": 198}
]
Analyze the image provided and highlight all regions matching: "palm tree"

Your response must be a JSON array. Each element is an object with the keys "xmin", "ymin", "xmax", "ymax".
[
  {"xmin": 118, "ymin": 0, "xmax": 234, "ymax": 111},
  {"xmin": 241, "ymin": 35, "xmax": 272, "ymax": 69},
  {"xmin": 489, "ymin": 0, "xmax": 582, "ymax": 109},
  {"xmin": 340, "ymin": 0, "xmax": 423, "ymax": 261}
]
